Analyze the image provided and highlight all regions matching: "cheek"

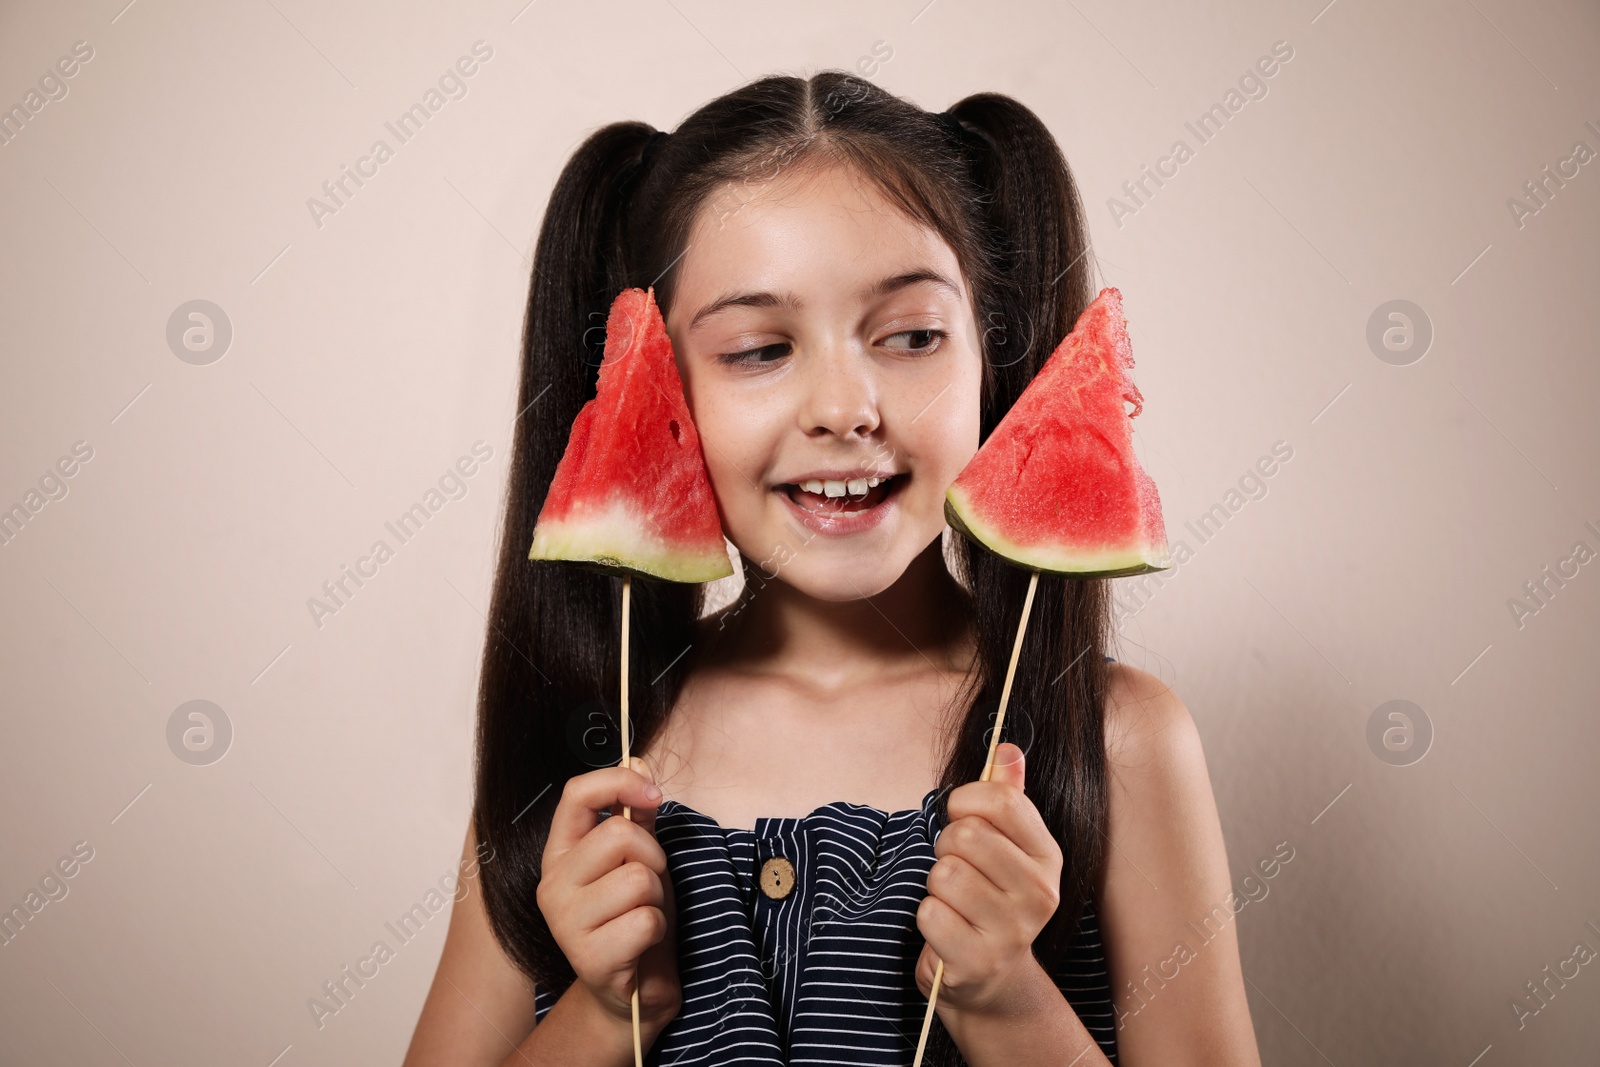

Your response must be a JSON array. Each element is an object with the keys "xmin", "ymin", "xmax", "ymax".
[
  {"xmin": 685, "ymin": 387, "xmax": 767, "ymax": 511},
  {"xmin": 915, "ymin": 423, "xmax": 978, "ymax": 503},
  {"xmin": 912, "ymin": 369, "xmax": 983, "ymax": 486}
]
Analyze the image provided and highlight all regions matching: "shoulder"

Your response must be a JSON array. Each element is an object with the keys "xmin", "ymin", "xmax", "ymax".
[
  {"xmin": 1099, "ymin": 662, "xmax": 1220, "ymax": 882},
  {"xmin": 1095, "ymin": 664, "xmax": 1263, "ymax": 1063},
  {"xmin": 1103, "ymin": 661, "xmax": 1207, "ymax": 787}
]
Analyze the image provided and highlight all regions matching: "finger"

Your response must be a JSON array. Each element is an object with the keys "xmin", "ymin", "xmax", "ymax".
[
  {"xmin": 572, "ymin": 859, "xmax": 667, "ymax": 934},
  {"xmin": 989, "ymin": 742, "xmax": 1025, "ymax": 790},
  {"xmin": 585, "ymin": 903, "xmax": 671, "ymax": 982},
  {"xmin": 624, "ymin": 757, "xmax": 664, "ymax": 838},
  {"xmin": 925, "ymin": 851, "xmax": 1010, "ymax": 935},
  {"xmin": 916, "ymin": 888, "xmax": 983, "ymax": 970},
  {"xmin": 637, "ymin": 863, "xmax": 679, "ymax": 995},
  {"xmin": 547, "ymin": 766, "xmax": 664, "ymax": 853},
  {"xmin": 934, "ymin": 814, "xmax": 1040, "ymax": 901},
  {"xmin": 944, "ymin": 778, "xmax": 1055, "ymax": 866},
  {"xmin": 914, "ymin": 944, "xmax": 936, "ymax": 998},
  {"xmin": 560, "ymin": 811, "xmax": 671, "ymax": 890},
  {"xmin": 635, "ymin": 933, "xmax": 683, "ymax": 1022}
]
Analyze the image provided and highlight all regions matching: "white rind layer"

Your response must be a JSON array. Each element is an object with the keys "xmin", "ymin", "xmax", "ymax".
[
  {"xmin": 945, "ymin": 489, "xmax": 1171, "ymax": 578},
  {"xmin": 529, "ymin": 497, "xmax": 733, "ymax": 583}
]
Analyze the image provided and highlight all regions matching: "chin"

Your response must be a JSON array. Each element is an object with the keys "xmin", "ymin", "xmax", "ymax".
[
  {"xmin": 776, "ymin": 561, "xmax": 904, "ymax": 602},
  {"xmin": 722, "ymin": 489, "xmax": 944, "ymax": 601}
]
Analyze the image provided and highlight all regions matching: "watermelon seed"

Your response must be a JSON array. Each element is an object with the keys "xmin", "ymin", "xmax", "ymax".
[{"xmin": 669, "ymin": 419, "xmax": 682, "ymax": 443}]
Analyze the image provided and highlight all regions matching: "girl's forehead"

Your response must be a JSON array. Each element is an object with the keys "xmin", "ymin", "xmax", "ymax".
[
  {"xmin": 692, "ymin": 158, "xmax": 918, "ymax": 241},
  {"xmin": 669, "ymin": 162, "xmax": 965, "ymax": 323}
]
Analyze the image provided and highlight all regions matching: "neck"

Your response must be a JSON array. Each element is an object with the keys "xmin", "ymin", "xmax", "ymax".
[{"xmin": 704, "ymin": 537, "xmax": 976, "ymax": 692}]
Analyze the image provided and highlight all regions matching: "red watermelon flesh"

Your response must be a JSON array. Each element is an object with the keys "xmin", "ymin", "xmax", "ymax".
[
  {"xmin": 945, "ymin": 287, "xmax": 1170, "ymax": 578},
  {"xmin": 529, "ymin": 286, "xmax": 733, "ymax": 583}
]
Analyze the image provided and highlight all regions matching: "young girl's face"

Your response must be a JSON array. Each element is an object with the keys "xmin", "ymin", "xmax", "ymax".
[{"xmin": 665, "ymin": 157, "xmax": 983, "ymax": 602}]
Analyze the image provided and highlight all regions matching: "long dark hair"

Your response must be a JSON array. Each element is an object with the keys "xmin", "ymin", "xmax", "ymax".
[{"xmin": 474, "ymin": 70, "xmax": 1111, "ymax": 1065}]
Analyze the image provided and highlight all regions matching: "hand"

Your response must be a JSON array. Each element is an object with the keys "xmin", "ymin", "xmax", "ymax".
[
  {"xmin": 914, "ymin": 742, "xmax": 1063, "ymax": 1016},
  {"xmin": 536, "ymin": 759, "xmax": 682, "ymax": 1036}
]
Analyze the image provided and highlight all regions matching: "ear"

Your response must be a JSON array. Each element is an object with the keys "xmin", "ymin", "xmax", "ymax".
[{"xmin": 991, "ymin": 741, "xmax": 1025, "ymax": 790}]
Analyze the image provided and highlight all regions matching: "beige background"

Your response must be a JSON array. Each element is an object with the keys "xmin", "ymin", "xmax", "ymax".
[{"xmin": 2, "ymin": 0, "xmax": 1597, "ymax": 1063}]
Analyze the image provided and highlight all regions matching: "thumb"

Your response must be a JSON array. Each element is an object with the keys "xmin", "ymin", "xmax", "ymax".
[
  {"xmin": 625, "ymin": 756, "xmax": 663, "ymax": 835},
  {"xmin": 991, "ymin": 742, "xmax": 1026, "ymax": 789}
]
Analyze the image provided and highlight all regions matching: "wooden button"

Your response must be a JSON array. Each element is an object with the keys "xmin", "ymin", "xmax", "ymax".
[{"xmin": 758, "ymin": 856, "xmax": 796, "ymax": 900}]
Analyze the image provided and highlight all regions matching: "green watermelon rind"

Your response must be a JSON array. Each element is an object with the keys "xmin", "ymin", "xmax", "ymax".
[
  {"xmin": 944, "ymin": 489, "xmax": 1171, "ymax": 580},
  {"xmin": 530, "ymin": 506, "xmax": 733, "ymax": 584},
  {"xmin": 528, "ymin": 287, "xmax": 734, "ymax": 585}
]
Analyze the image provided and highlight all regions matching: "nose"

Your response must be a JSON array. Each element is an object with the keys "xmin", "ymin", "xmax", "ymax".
[{"xmin": 798, "ymin": 343, "xmax": 880, "ymax": 440}]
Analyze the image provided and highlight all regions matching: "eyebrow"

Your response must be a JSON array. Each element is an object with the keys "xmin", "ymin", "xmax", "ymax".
[{"xmin": 686, "ymin": 269, "xmax": 964, "ymax": 333}]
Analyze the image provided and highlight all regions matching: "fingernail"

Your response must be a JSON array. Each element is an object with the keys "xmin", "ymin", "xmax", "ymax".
[{"xmin": 644, "ymin": 783, "xmax": 662, "ymax": 801}]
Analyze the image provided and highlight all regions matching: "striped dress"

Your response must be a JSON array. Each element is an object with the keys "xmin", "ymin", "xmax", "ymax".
[{"xmin": 532, "ymin": 787, "xmax": 1120, "ymax": 1064}]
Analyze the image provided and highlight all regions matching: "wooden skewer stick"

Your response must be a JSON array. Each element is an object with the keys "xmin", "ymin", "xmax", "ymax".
[
  {"xmin": 619, "ymin": 575, "xmax": 643, "ymax": 1067},
  {"xmin": 910, "ymin": 568, "xmax": 1040, "ymax": 1067}
]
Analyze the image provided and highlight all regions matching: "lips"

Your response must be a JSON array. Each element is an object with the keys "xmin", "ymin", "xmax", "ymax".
[
  {"xmin": 777, "ymin": 473, "xmax": 904, "ymax": 514},
  {"xmin": 768, "ymin": 473, "xmax": 908, "ymax": 537}
]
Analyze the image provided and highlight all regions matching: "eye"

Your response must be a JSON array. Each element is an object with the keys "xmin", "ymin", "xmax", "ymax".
[
  {"xmin": 882, "ymin": 328, "xmax": 946, "ymax": 353},
  {"xmin": 716, "ymin": 342, "xmax": 791, "ymax": 366}
]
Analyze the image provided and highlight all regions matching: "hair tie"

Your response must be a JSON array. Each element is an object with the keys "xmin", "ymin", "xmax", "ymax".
[
  {"xmin": 933, "ymin": 109, "xmax": 966, "ymax": 142},
  {"xmin": 641, "ymin": 129, "xmax": 669, "ymax": 168}
]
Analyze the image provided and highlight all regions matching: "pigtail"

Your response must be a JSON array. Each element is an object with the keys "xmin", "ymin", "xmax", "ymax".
[
  {"xmin": 943, "ymin": 94, "xmax": 1095, "ymax": 416},
  {"xmin": 938, "ymin": 93, "xmax": 1112, "ymax": 967},
  {"xmin": 474, "ymin": 120, "xmax": 703, "ymax": 998}
]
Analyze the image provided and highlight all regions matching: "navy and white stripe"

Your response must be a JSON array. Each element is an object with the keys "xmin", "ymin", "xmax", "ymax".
[{"xmin": 533, "ymin": 786, "xmax": 1119, "ymax": 1064}]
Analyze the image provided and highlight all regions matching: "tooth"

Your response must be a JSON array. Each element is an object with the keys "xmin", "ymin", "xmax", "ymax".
[
  {"xmin": 846, "ymin": 477, "xmax": 868, "ymax": 495},
  {"xmin": 867, "ymin": 476, "xmax": 881, "ymax": 488},
  {"xmin": 822, "ymin": 480, "xmax": 847, "ymax": 497},
  {"xmin": 802, "ymin": 479, "xmax": 823, "ymax": 493}
]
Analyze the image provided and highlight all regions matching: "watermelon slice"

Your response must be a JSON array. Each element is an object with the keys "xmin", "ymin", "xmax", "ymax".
[
  {"xmin": 529, "ymin": 286, "xmax": 733, "ymax": 583},
  {"xmin": 945, "ymin": 287, "xmax": 1170, "ymax": 578}
]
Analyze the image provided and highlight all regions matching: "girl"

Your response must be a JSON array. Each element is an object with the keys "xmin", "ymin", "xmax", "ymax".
[{"xmin": 405, "ymin": 71, "xmax": 1260, "ymax": 1067}]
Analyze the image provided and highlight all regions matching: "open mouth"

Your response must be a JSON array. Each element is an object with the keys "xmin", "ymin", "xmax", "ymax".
[{"xmin": 775, "ymin": 473, "xmax": 907, "ymax": 515}]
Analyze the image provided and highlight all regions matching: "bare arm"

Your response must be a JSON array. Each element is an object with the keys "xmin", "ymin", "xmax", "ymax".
[
  {"xmin": 402, "ymin": 819, "xmax": 539, "ymax": 1066},
  {"xmin": 1098, "ymin": 663, "xmax": 1262, "ymax": 1066}
]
